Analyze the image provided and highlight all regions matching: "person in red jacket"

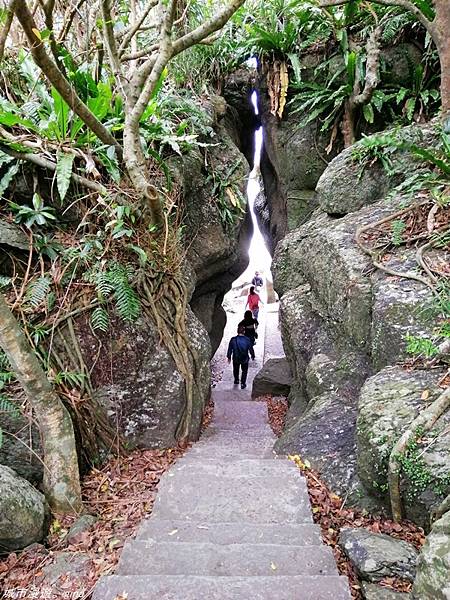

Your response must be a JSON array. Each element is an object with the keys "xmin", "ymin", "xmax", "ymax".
[{"xmin": 245, "ymin": 286, "xmax": 263, "ymax": 320}]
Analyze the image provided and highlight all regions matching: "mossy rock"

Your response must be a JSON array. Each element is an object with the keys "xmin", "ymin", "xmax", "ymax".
[{"xmin": 357, "ymin": 366, "xmax": 450, "ymax": 527}]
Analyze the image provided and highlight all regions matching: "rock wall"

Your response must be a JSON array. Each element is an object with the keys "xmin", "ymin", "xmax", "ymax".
[
  {"xmin": 269, "ymin": 120, "xmax": 449, "ymax": 527},
  {"xmin": 0, "ymin": 100, "xmax": 251, "ymax": 477}
]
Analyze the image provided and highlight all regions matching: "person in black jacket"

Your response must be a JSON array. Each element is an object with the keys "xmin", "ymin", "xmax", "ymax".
[
  {"xmin": 227, "ymin": 325, "xmax": 253, "ymax": 389},
  {"xmin": 238, "ymin": 310, "xmax": 258, "ymax": 360}
]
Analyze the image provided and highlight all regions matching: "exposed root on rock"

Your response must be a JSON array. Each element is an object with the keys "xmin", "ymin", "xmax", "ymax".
[{"xmin": 388, "ymin": 385, "xmax": 450, "ymax": 522}]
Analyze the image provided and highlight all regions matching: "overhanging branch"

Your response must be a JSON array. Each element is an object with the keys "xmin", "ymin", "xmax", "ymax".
[
  {"xmin": 14, "ymin": 0, "xmax": 122, "ymax": 156},
  {"xmin": 317, "ymin": 0, "xmax": 434, "ymax": 40}
]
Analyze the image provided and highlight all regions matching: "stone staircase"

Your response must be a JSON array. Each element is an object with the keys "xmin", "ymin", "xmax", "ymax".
[
  {"xmin": 93, "ymin": 397, "xmax": 350, "ymax": 599},
  {"xmin": 93, "ymin": 306, "xmax": 351, "ymax": 599}
]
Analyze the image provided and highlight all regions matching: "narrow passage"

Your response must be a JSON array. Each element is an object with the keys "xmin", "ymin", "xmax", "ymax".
[{"xmin": 93, "ymin": 125, "xmax": 351, "ymax": 600}]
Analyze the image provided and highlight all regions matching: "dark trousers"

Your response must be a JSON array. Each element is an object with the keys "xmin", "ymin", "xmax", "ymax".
[{"xmin": 233, "ymin": 360, "xmax": 249, "ymax": 385}]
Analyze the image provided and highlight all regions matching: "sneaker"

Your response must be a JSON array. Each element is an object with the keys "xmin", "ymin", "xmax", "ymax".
[{"xmin": 241, "ymin": 383, "xmax": 246, "ymax": 389}]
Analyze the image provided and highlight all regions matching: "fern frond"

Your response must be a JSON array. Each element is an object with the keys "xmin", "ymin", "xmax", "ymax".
[
  {"xmin": 25, "ymin": 276, "xmax": 51, "ymax": 308},
  {"xmin": 94, "ymin": 271, "xmax": 115, "ymax": 300},
  {"xmin": 91, "ymin": 306, "xmax": 110, "ymax": 332}
]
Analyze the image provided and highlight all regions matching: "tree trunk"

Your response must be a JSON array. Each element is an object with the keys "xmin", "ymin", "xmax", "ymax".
[
  {"xmin": 434, "ymin": 0, "xmax": 450, "ymax": 118},
  {"xmin": 0, "ymin": 294, "xmax": 82, "ymax": 514},
  {"xmin": 342, "ymin": 100, "xmax": 356, "ymax": 146}
]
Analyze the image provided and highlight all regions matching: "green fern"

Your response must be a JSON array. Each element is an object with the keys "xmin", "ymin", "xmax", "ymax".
[
  {"xmin": 94, "ymin": 271, "xmax": 115, "ymax": 300},
  {"xmin": 110, "ymin": 264, "xmax": 140, "ymax": 322},
  {"xmin": 25, "ymin": 276, "xmax": 51, "ymax": 308},
  {"xmin": 90, "ymin": 262, "xmax": 140, "ymax": 326},
  {"xmin": 91, "ymin": 306, "xmax": 109, "ymax": 332}
]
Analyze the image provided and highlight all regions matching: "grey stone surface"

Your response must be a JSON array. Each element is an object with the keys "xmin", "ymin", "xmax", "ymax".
[
  {"xmin": 357, "ymin": 367, "xmax": 450, "ymax": 526},
  {"xmin": 371, "ymin": 266, "xmax": 433, "ymax": 370},
  {"xmin": 275, "ymin": 392, "xmax": 364, "ymax": 504},
  {"xmin": 136, "ymin": 519, "xmax": 322, "ymax": 546},
  {"xmin": 0, "ymin": 465, "xmax": 49, "ymax": 551},
  {"xmin": 339, "ymin": 528, "xmax": 418, "ymax": 583},
  {"xmin": 152, "ymin": 472, "xmax": 312, "ymax": 523},
  {"xmin": 252, "ymin": 357, "xmax": 292, "ymax": 398},
  {"xmin": 40, "ymin": 551, "xmax": 91, "ymax": 585},
  {"xmin": 316, "ymin": 123, "xmax": 438, "ymax": 216},
  {"xmin": 412, "ymin": 510, "xmax": 450, "ymax": 600},
  {"xmin": 93, "ymin": 574, "xmax": 352, "ymax": 599},
  {"xmin": 117, "ymin": 540, "xmax": 338, "ymax": 576},
  {"xmin": 65, "ymin": 306, "xmax": 211, "ymax": 448},
  {"xmin": 66, "ymin": 514, "xmax": 97, "ymax": 545},
  {"xmin": 0, "ymin": 220, "xmax": 28, "ymax": 250},
  {"xmin": 93, "ymin": 312, "xmax": 350, "ymax": 600},
  {"xmin": 361, "ymin": 582, "xmax": 411, "ymax": 599}
]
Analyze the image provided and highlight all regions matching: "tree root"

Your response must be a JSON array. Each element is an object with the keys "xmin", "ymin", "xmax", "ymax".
[
  {"xmin": 355, "ymin": 203, "xmax": 446, "ymax": 295},
  {"xmin": 388, "ymin": 385, "xmax": 450, "ymax": 522},
  {"xmin": 139, "ymin": 265, "xmax": 201, "ymax": 443}
]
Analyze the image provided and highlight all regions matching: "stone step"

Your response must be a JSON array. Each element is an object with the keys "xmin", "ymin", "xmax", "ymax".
[
  {"xmin": 174, "ymin": 457, "xmax": 297, "ymax": 476},
  {"xmin": 186, "ymin": 446, "xmax": 275, "ymax": 459},
  {"xmin": 135, "ymin": 519, "xmax": 322, "ymax": 546},
  {"xmin": 192, "ymin": 440, "xmax": 275, "ymax": 454},
  {"xmin": 200, "ymin": 426, "xmax": 275, "ymax": 439},
  {"xmin": 116, "ymin": 541, "xmax": 338, "ymax": 577},
  {"xmin": 166, "ymin": 460, "xmax": 304, "ymax": 482},
  {"xmin": 153, "ymin": 473, "xmax": 312, "ymax": 523},
  {"xmin": 211, "ymin": 399, "xmax": 268, "ymax": 427},
  {"xmin": 93, "ymin": 575, "xmax": 352, "ymax": 600}
]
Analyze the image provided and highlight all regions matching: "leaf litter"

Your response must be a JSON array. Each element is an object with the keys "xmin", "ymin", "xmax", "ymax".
[{"xmin": 262, "ymin": 393, "xmax": 426, "ymax": 600}]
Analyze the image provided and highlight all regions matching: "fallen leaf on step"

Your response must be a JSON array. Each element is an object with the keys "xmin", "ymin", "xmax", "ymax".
[
  {"xmin": 271, "ymin": 562, "xmax": 277, "ymax": 570},
  {"xmin": 421, "ymin": 390, "xmax": 430, "ymax": 400},
  {"xmin": 168, "ymin": 529, "xmax": 178, "ymax": 536}
]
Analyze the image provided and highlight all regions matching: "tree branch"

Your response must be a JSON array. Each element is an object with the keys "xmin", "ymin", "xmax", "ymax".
[
  {"xmin": 0, "ymin": 0, "xmax": 17, "ymax": 62},
  {"xmin": 121, "ymin": 43, "xmax": 159, "ymax": 62},
  {"xmin": 100, "ymin": 0, "xmax": 123, "ymax": 83},
  {"xmin": 118, "ymin": 0, "xmax": 158, "ymax": 56},
  {"xmin": 0, "ymin": 144, "xmax": 107, "ymax": 194},
  {"xmin": 14, "ymin": 0, "xmax": 122, "ymax": 156},
  {"xmin": 353, "ymin": 26, "xmax": 382, "ymax": 106},
  {"xmin": 317, "ymin": 0, "xmax": 434, "ymax": 40},
  {"xmin": 57, "ymin": 0, "xmax": 87, "ymax": 43},
  {"xmin": 171, "ymin": 0, "xmax": 245, "ymax": 57}
]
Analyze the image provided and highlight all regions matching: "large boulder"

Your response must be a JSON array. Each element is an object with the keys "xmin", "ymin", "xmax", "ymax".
[
  {"xmin": 339, "ymin": 528, "xmax": 418, "ymax": 583},
  {"xmin": 0, "ymin": 220, "xmax": 28, "ymax": 250},
  {"xmin": 412, "ymin": 510, "xmax": 450, "ymax": 599},
  {"xmin": 0, "ymin": 465, "xmax": 49, "ymax": 550},
  {"xmin": 357, "ymin": 367, "xmax": 450, "ymax": 527},
  {"xmin": 273, "ymin": 197, "xmax": 437, "ymax": 364},
  {"xmin": 316, "ymin": 123, "xmax": 439, "ymax": 216},
  {"xmin": 251, "ymin": 357, "xmax": 292, "ymax": 398},
  {"xmin": 361, "ymin": 582, "xmax": 411, "ymax": 599},
  {"xmin": 57, "ymin": 306, "xmax": 211, "ymax": 449}
]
